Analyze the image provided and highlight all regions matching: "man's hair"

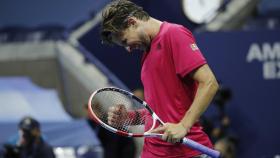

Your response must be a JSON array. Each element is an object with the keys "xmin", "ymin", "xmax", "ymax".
[{"xmin": 101, "ymin": 0, "xmax": 150, "ymax": 44}]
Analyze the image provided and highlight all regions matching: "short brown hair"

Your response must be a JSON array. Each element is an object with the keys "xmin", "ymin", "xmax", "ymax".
[{"xmin": 101, "ymin": 0, "xmax": 150, "ymax": 44}]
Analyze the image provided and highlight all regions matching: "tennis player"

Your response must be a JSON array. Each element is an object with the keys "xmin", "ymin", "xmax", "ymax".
[{"xmin": 101, "ymin": 1, "xmax": 219, "ymax": 157}]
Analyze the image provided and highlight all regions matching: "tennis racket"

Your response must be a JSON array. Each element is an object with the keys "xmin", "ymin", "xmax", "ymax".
[{"xmin": 88, "ymin": 87, "xmax": 220, "ymax": 158}]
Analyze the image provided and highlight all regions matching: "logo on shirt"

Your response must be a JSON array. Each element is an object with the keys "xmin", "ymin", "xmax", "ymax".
[
  {"xmin": 190, "ymin": 43, "xmax": 199, "ymax": 51},
  {"xmin": 157, "ymin": 43, "xmax": 161, "ymax": 50}
]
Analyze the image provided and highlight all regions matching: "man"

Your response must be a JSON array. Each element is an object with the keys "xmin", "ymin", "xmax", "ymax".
[
  {"xmin": 7, "ymin": 116, "xmax": 56, "ymax": 158},
  {"xmin": 101, "ymin": 1, "xmax": 219, "ymax": 157}
]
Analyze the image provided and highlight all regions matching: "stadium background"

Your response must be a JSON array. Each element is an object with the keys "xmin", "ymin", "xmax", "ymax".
[{"xmin": 0, "ymin": 0, "xmax": 279, "ymax": 158}]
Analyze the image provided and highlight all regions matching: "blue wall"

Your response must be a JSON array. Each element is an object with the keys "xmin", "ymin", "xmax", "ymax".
[
  {"xmin": 0, "ymin": 0, "xmax": 109, "ymax": 28},
  {"xmin": 196, "ymin": 30, "xmax": 280, "ymax": 157}
]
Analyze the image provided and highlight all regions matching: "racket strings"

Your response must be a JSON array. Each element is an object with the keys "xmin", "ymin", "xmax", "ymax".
[{"xmin": 91, "ymin": 90, "xmax": 147, "ymax": 133}]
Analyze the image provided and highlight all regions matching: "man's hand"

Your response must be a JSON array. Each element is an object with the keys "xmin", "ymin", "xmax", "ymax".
[
  {"xmin": 107, "ymin": 104, "xmax": 128, "ymax": 128},
  {"xmin": 150, "ymin": 122, "xmax": 190, "ymax": 144}
]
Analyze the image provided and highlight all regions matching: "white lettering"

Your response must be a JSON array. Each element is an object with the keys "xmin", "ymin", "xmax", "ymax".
[
  {"xmin": 247, "ymin": 43, "xmax": 280, "ymax": 80},
  {"xmin": 247, "ymin": 43, "xmax": 263, "ymax": 62},
  {"xmin": 277, "ymin": 62, "xmax": 280, "ymax": 78},
  {"xmin": 263, "ymin": 61, "xmax": 280, "ymax": 79},
  {"xmin": 263, "ymin": 61, "xmax": 276, "ymax": 79},
  {"xmin": 263, "ymin": 42, "xmax": 280, "ymax": 60}
]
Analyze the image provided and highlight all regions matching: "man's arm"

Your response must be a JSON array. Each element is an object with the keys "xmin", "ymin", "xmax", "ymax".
[
  {"xmin": 151, "ymin": 64, "xmax": 219, "ymax": 143},
  {"xmin": 180, "ymin": 64, "xmax": 219, "ymax": 130}
]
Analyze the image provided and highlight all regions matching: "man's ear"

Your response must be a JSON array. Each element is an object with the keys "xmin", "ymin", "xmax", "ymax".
[{"xmin": 127, "ymin": 17, "xmax": 137, "ymax": 26}]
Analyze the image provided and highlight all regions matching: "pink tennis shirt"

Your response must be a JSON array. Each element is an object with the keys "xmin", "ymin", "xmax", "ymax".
[{"xmin": 140, "ymin": 22, "xmax": 213, "ymax": 157}]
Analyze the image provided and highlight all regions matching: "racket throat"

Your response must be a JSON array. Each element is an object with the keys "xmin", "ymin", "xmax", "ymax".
[{"xmin": 144, "ymin": 113, "xmax": 164, "ymax": 138}]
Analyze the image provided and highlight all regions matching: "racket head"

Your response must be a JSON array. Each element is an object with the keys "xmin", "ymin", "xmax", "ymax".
[
  {"xmin": 88, "ymin": 87, "xmax": 221, "ymax": 157},
  {"xmin": 88, "ymin": 87, "xmax": 153, "ymax": 137}
]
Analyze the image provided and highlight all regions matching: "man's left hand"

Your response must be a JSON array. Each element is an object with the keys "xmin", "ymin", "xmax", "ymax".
[{"xmin": 150, "ymin": 122, "xmax": 189, "ymax": 144}]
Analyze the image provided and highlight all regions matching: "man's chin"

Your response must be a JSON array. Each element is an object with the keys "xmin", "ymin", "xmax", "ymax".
[{"xmin": 144, "ymin": 45, "xmax": 151, "ymax": 52}]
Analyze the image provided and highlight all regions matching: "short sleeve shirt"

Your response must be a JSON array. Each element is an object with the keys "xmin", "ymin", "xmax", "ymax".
[{"xmin": 141, "ymin": 22, "xmax": 212, "ymax": 157}]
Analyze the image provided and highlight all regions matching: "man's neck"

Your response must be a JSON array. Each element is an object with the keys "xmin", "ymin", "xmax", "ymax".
[{"xmin": 145, "ymin": 18, "xmax": 163, "ymax": 41}]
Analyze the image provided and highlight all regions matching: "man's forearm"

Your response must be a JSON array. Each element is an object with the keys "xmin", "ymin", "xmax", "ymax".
[{"xmin": 180, "ymin": 79, "xmax": 219, "ymax": 129}]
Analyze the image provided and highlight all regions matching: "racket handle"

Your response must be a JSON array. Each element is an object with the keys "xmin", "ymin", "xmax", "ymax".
[{"xmin": 181, "ymin": 137, "xmax": 220, "ymax": 158}]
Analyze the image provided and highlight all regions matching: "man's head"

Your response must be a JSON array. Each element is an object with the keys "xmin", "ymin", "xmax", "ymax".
[
  {"xmin": 101, "ymin": 0, "xmax": 152, "ymax": 52},
  {"xmin": 18, "ymin": 116, "xmax": 41, "ymax": 146}
]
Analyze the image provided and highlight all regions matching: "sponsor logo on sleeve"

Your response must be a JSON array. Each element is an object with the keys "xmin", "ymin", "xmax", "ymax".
[{"xmin": 190, "ymin": 43, "xmax": 199, "ymax": 51}]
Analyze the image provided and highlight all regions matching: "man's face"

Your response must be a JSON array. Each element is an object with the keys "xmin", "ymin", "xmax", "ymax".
[{"xmin": 112, "ymin": 22, "xmax": 151, "ymax": 52}]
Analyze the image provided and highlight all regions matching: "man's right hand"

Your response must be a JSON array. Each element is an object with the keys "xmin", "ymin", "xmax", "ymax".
[{"xmin": 107, "ymin": 104, "xmax": 128, "ymax": 128}]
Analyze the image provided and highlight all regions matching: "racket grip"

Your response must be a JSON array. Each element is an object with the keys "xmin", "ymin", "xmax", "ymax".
[{"xmin": 181, "ymin": 137, "xmax": 220, "ymax": 158}]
